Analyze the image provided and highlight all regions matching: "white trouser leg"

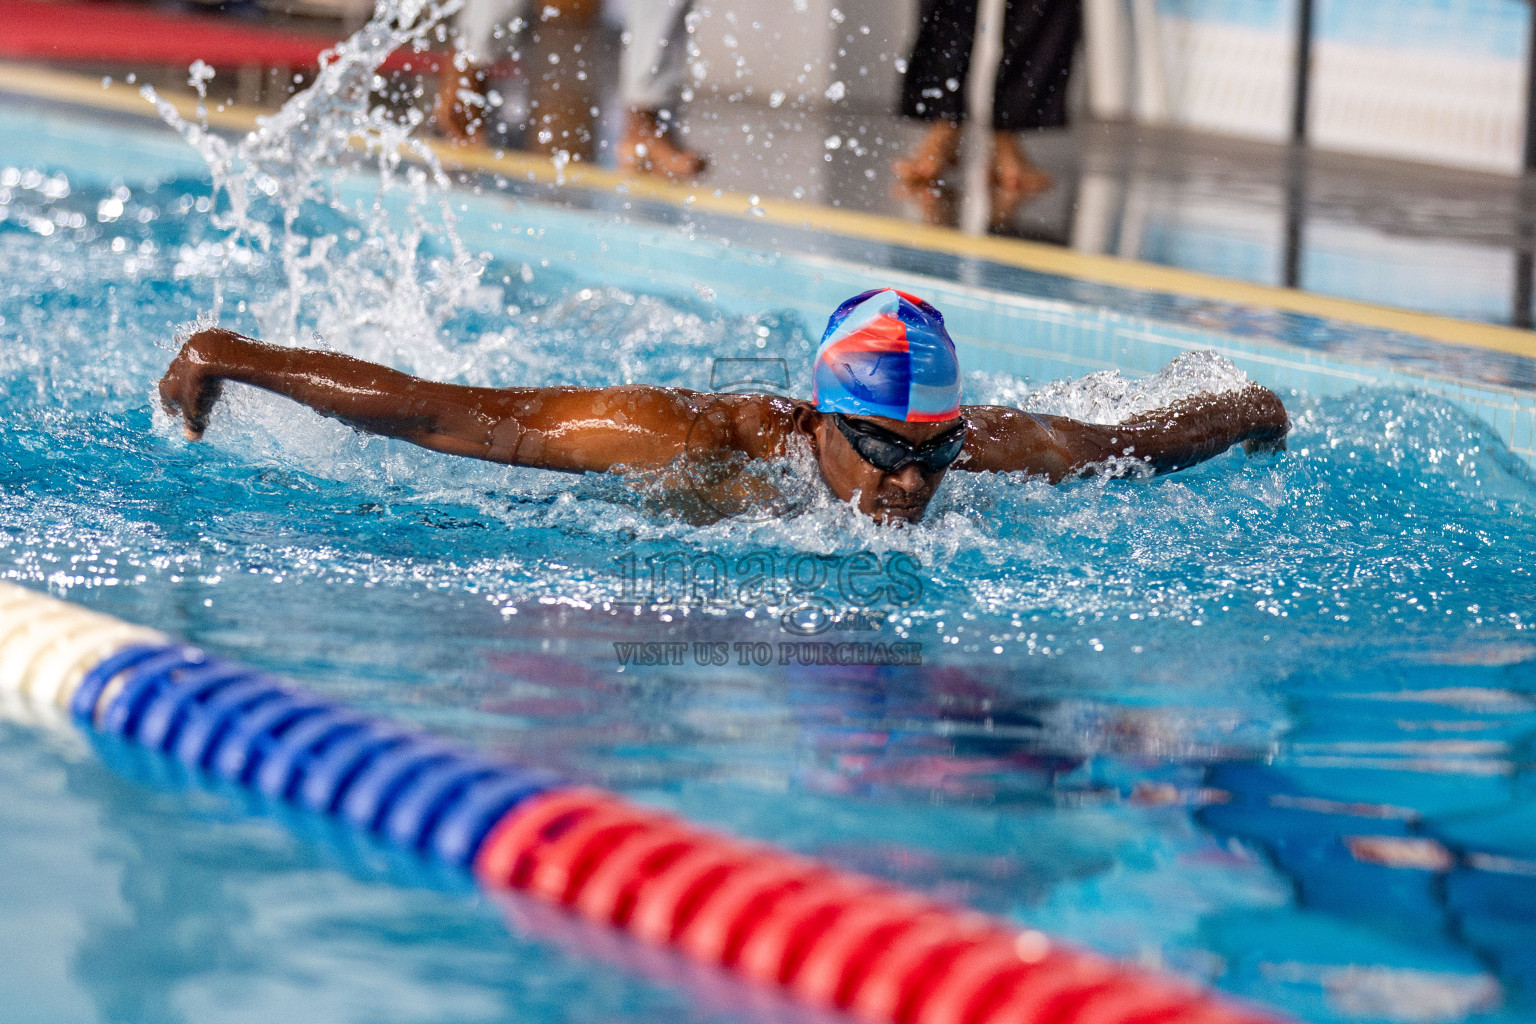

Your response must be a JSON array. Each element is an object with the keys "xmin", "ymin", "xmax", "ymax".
[
  {"xmin": 618, "ymin": 0, "xmax": 695, "ymax": 113},
  {"xmin": 455, "ymin": 0, "xmax": 528, "ymax": 66}
]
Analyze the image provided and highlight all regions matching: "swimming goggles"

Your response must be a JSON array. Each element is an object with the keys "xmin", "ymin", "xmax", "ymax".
[{"xmin": 831, "ymin": 414, "xmax": 968, "ymax": 473}]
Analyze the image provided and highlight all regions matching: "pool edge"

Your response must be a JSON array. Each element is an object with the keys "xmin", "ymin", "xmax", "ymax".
[{"xmin": 2, "ymin": 61, "xmax": 1533, "ymax": 362}]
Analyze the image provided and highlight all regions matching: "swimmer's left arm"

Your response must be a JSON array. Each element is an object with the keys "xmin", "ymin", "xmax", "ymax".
[{"xmin": 959, "ymin": 383, "xmax": 1289, "ymax": 480}]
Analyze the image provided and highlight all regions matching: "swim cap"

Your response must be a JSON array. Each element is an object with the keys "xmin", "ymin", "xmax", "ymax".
[{"xmin": 812, "ymin": 289, "xmax": 962, "ymax": 422}]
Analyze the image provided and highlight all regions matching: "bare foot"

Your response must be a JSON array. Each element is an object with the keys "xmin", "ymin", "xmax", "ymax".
[
  {"xmin": 618, "ymin": 109, "xmax": 707, "ymax": 180},
  {"xmin": 433, "ymin": 61, "xmax": 490, "ymax": 147},
  {"xmin": 891, "ymin": 178, "xmax": 958, "ymax": 228},
  {"xmin": 988, "ymin": 183, "xmax": 1024, "ymax": 232},
  {"xmin": 992, "ymin": 132, "xmax": 1053, "ymax": 195},
  {"xmin": 893, "ymin": 120, "xmax": 961, "ymax": 190}
]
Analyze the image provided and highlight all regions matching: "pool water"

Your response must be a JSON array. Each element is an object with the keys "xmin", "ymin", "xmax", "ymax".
[{"xmin": 3, "ymin": 30, "xmax": 1536, "ymax": 1024}]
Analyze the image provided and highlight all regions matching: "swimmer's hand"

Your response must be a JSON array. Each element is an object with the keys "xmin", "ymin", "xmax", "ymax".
[{"xmin": 158, "ymin": 329, "xmax": 231, "ymax": 440}]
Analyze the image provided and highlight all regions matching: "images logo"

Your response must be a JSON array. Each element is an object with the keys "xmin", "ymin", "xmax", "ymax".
[{"xmin": 613, "ymin": 548, "xmax": 922, "ymax": 635}]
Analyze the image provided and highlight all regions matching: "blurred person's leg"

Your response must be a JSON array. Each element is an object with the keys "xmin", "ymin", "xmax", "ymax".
[
  {"xmin": 525, "ymin": 0, "xmax": 602, "ymax": 160},
  {"xmin": 617, "ymin": 0, "xmax": 706, "ymax": 179},
  {"xmin": 990, "ymin": 0, "xmax": 1081, "ymax": 195},
  {"xmin": 434, "ymin": 0, "xmax": 524, "ymax": 146},
  {"xmin": 895, "ymin": 0, "xmax": 978, "ymax": 189}
]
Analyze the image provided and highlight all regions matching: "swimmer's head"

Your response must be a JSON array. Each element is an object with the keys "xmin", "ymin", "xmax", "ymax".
[
  {"xmin": 811, "ymin": 289, "xmax": 962, "ymax": 422},
  {"xmin": 796, "ymin": 289, "xmax": 966, "ymax": 525}
]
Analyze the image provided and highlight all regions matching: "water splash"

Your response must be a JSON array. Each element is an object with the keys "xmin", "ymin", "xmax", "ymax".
[
  {"xmin": 142, "ymin": 0, "xmax": 482, "ymax": 361},
  {"xmin": 1020, "ymin": 350, "xmax": 1251, "ymax": 424}
]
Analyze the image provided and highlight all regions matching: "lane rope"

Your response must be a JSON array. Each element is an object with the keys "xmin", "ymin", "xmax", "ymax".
[{"xmin": 0, "ymin": 581, "xmax": 1283, "ymax": 1024}]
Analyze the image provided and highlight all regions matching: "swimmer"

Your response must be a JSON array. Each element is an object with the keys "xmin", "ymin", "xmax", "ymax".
[{"xmin": 158, "ymin": 289, "xmax": 1288, "ymax": 525}]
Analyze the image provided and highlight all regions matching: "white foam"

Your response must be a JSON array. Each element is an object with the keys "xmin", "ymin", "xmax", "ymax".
[
  {"xmin": 148, "ymin": 0, "xmax": 482, "ymax": 363},
  {"xmin": 1014, "ymin": 350, "xmax": 1251, "ymax": 425}
]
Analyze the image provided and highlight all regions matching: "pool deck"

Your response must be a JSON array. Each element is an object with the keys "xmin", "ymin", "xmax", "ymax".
[{"xmin": 3, "ymin": 60, "xmax": 1534, "ymax": 363}]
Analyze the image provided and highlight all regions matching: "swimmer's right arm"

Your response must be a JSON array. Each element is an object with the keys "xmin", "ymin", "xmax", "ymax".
[
  {"xmin": 960, "ymin": 383, "xmax": 1289, "ymax": 480},
  {"xmin": 158, "ymin": 329, "xmax": 710, "ymax": 473}
]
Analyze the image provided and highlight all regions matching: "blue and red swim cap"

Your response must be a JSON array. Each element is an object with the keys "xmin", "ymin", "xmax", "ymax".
[{"xmin": 811, "ymin": 289, "xmax": 962, "ymax": 423}]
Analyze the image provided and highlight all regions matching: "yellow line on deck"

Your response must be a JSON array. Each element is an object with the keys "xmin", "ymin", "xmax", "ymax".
[{"xmin": 4, "ymin": 62, "xmax": 1533, "ymax": 359}]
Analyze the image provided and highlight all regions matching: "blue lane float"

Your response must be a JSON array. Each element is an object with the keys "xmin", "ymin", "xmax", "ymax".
[{"xmin": 0, "ymin": 584, "xmax": 565, "ymax": 869}]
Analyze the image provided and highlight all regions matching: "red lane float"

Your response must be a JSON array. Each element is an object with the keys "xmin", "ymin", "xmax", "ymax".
[{"xmin": 475, "ymin": 789, "xmax": 1285, "ymax": 1024}]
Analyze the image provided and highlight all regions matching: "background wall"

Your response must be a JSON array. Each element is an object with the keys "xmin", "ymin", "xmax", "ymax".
[
  {"xmin": 1309, "ymin": 0, "xmax": 1528, "ymax": 173},
  {"xmin": 670, "ymin": 0, "xmax": 1534, "ymax": 176},
  {"xmin": 1100, "ymin": 0, "xmax": 1533, "ymax": 174}
]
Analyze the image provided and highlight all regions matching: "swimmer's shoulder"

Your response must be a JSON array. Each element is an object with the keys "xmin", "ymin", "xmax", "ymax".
[
  {"xmin": 958, "ymin": 404, "xmax": 1076, "ymax": 478},
  {"xmin": 715, "ymin": 392, "xmax": 803, "ymax": 459}
]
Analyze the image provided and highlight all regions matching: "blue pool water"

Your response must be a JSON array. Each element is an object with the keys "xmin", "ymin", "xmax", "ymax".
[{"xmin": 3, "ymin": 62, "xmax": 1536, "ymax": 1024}]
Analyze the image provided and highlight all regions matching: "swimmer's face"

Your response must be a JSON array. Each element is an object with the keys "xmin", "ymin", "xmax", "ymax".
[{"xmin": 798, "ymin": 410, "xmax": 962, "ymax": 525}]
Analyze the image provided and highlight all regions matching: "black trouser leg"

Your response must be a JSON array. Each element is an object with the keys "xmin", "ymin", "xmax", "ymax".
[
  {"xmin": 993, "ymin": 0, "xmax": 1082, "ymax": 131},
  {"xmin": 899, "ymin": 0, "xmax": 982, "ymax": 122}
]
